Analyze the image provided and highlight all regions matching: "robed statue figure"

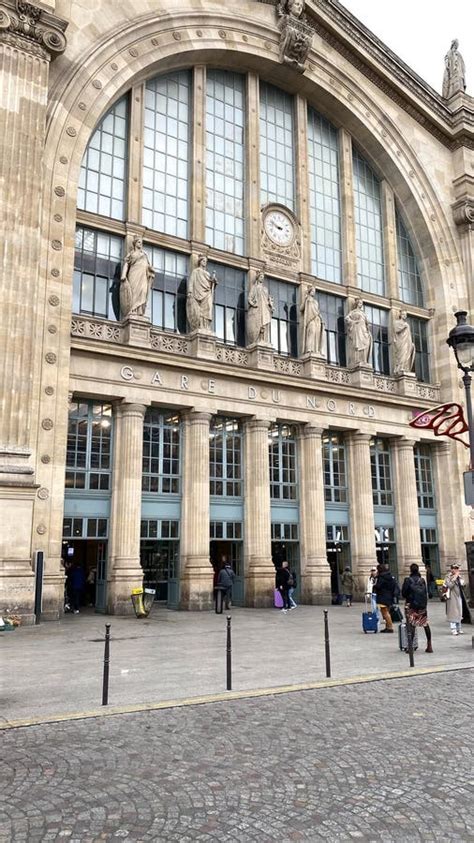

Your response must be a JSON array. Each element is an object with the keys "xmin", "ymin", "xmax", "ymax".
[
  {"xmin": 120, "ymin": 236, "xmax": 155, "ymax": 319},
  {"xmin": 300, "ymin": 286, "xmax": 325, "ymax": 356},
  {"xmin": 345, "ymin": 298, "xmax": 372, "ymax": 367},
  {"xmin": 186, "ymin": 255, "xmax": 218, "ymax": 332},
  {"xmin": 246, "ymin": 271, "xmax": 273, "ymax": 346},
  {"xmin": 393, "ymin": 310, "xmax": 416, "ymax": 375}
]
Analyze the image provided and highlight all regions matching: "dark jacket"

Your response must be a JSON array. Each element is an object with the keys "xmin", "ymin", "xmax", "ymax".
[
  {"xmin": 275, "ymin": 567, "xmax": 290, "ymax": 590},
  {"xmin": 217, "ymin": 565, "xmax": 235, "ymax": 589},
  {"xmin": 373, "ymin": 571, "xmax": 398, "ymax": 606},
  {"xmin": 70, "ymin": 566, "xmax": 86, "ymax": 591},
  {"xmin": 401, "ymin": 573, "xmax": 425, "ymax": 604}
]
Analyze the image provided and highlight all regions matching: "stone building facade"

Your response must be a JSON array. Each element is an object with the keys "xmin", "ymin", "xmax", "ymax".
[{"xmin": 0, "ymin": 0, "xmax": 473, "ymax": 621}]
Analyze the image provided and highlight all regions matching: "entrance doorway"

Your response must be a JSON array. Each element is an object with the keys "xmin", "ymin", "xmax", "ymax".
[
  {"xmin": 62, "ymin": 517, "xmax": 109, "ymax": 612},
  {"xmin": 271, "ymin": 523, "xmax": 300, "ymax": 602},
  {"xmin": 140, "ymin": 540, "xmax": 180, "ymax": 607},
  {"xmin": 210, "ymin": 540, "xmax": 244, "ymax": 606},
  {"xmin": 375, "ymin": 527, "xmax": 398, "ymax": 577},
  {"xmin": 326, "ymin": 524, "xmax": 350, "ymax": 602}
]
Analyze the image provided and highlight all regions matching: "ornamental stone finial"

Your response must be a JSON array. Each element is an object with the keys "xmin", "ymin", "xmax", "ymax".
[
  {"xmin": 442, "ymin": 39, "xmax": 466, "ymax": 98},
  {"xmin": 0, "ymin": 0, "xmax": 67, "ymax": 59}
]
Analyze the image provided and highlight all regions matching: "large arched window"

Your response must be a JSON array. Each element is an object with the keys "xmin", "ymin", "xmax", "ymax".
[
  {"xmin": 396, "ymin": 211, "xmax": 424, "ymax": 307},
  {"xmin": 352, "ymin": 148, "xmax": 385, "ymax": 296}
]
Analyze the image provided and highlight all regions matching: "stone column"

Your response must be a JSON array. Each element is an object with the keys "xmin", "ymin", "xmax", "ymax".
[
  {"xmin": 0, "ymin": 2, "xmax": 67, "ymax": 620},
  {"xmin": 299, "ymin": 426, "xmax": 331, "ymax": 603},
  {"xmin": 107, "ymin": 403, "xmax": 147, "ymax": 614},
  {"xmin": 244, "ymin": 419, "xmax": 274, "ymax": 607},
  {"xmin": 338, "ymin": 129, "xmax": 358, "ymax": 287},
  {"xmin": 392, "ymin": 438, "xmax": 422, "ymax": 578},
  {"xmin": 432, "ymin": 441, "xmax": 463, "ymax": 570},
  {"xmin": 180, "ymin": 412, "xmax": 213, "ymax": 610},
  {"xmin": 347, "ymin": 432, "xmax": 376, "ymax": 596}
]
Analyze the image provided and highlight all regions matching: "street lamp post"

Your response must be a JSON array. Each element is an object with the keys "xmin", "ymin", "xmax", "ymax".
[{"xmin": 446, "ymin": 311, "xmax": 474, "ymax": 474}]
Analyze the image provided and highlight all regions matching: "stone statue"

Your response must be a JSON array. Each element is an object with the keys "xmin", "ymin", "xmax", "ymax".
[
  {"xmin": 345, "ymin": 298, "xmax": 372, "ymax": 367},
  {"xmin": 120, "ymin": 236, "xmax": 155, "ymax": 319},
  {"xmin": 247, "ymin": 271, "xmax": 273, "ymax": 346},
  {"xmin": 186, "ymin": 255, "xmax": 218, "ymax": 332},
  {"xmin": 393, "ymin": 310, "xmax": 415, "ymax": 375},
  {"xmin": 300, "ymin": 286, "xmax": 325, "ymax": 356},
  {"xmin": 442, "ymin": 39, "xmax": 466, "ymax": 98},
  {"xmin": 277, "ymin": 0, "xmax": 313, "ymax": 74}
]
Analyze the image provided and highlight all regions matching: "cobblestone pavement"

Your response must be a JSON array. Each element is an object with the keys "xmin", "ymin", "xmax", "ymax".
[{"xmin": 1, "ymin": 671, "xmax": 473, "ymax": 842}]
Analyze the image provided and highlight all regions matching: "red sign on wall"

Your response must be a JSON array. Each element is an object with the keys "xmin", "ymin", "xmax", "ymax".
[{"xmin": 409, "ymin": 402, "xmax": 469, "ymax": 448}]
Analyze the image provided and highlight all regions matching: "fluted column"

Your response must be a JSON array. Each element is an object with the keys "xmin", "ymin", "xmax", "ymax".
[
  {"xmin": 107, "ymin": 403, "xmax": 147, "ymax": 614},
  {"xmin": 244, "ymin": 419, "xmax": 273, "ymax": 607},
  {"xmin": 347, "ymin": 432, "xmax": 376, "ymax": 595},
  {"xmin": 432, "ymin": 441, "xmax": 463, "ymax": 569},
  {"xmin": 180, "ymin": 412, "xmax": 213, "ymax": 610},
  {"xmin": 392, "ymin": 438, "xmax": 422, "ymax": 578},
  {"xmin": 0, "ymin": 2, "xmax": 67, "ymax": 621},
  {"xmin": 299, "ymin": 426, "xmax": 331, "ymax": 603}
]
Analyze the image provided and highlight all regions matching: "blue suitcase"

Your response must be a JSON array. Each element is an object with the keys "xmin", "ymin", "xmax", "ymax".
[{"xmin": 362, "ymin": 596, "xmax": 378, "ymax": 633}]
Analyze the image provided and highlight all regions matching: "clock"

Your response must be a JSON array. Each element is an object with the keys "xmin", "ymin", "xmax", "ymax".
[{"xmin": 263, "ymin": 208, "xmax": 295, "ymax": 247}]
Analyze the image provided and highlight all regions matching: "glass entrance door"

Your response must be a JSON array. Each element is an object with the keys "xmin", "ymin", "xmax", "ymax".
[
  {"xmin": 140, "ymin": 540, "xmax": 179, "ymax": 605},
  {"xmin": 271, "ymin": 541, "xmax": 300, "ymax": 602},
  {"xmin": 210, "ymin": 541, "xmax": 244, "ymax": 606}
]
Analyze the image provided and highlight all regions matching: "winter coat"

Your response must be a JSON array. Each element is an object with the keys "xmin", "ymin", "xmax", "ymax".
[
  {"xmin": 443, "ymin": 573, "xmax": 463, "ymax": 623},
  {"xmin": 373, "ymin": 571, "xmax": 398, "ymax": 607},
  {"xmin": 70, "ymin": 567, "xmax": 85, "ymax": 591},
  {"xmin": 275, "ymin": 567, "xmax": 290, "ymax": 589},
  {"xmin": 217, "ymin": 565, "xmax": 235, "ymax": 589},
  {"xmin": 341, "ymin": 571, "xmax": 354, "ymax": 593}
]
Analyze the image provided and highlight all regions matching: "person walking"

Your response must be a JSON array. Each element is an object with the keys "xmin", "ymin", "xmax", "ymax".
[
  {"xmin": 425, "ymin": 563, "xmax": 436, "ymax": 599},
  {"xmin": 70, "ymin": 564, "xmax": 85, "ymax": 614},
  {"xmin": 366, "ymin": 566, "xmax": 377, "ymax": 612},
  {"xmin": 217, "ymin": 560, "xmax": 235, "ymax": 610},
  {"xmin": 341, "ymin": 566, "xmax": 354, "ymax": 607},
  {"xmin": 373, "ymin": 564, "xmax": 398, "ymax": 633},
  {"xmin": 443, "ymin": 564, "xmax": 465, "ymax": 635},
  {"xmin": 401, "ymin": 563, "xmax": 433, "ymax": 653},
  {"xmin": 288, "ymin": 569, "xmax": 298, "ymax": 609},
  {"xmin": 276, "ymin": 561, "xmax": 292, "ymax": 613}
]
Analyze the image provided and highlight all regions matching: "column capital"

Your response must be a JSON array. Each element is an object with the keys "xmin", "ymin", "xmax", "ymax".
[
  {"xmin": 347, "ymin": 431, "xmax": 372, "ymax": 444},
  {"xmin": 392, "ymin": 437, "xmax": 417, "ymax": 451},
  {"xmin": 182, "ymin": 411, "xmax": 212, "ymax": 425},
  {"xmin": 0, "ymin": 1, "xmax": 68, "ymax": 59},
  {"xmin": 117, "ymin": 402, "xmax": 147, "ymax": 419},
  {"xmin": 300, "ymin": 424, "xmax": 324, "ymax": 440},
  {"xmin": 244, "ymin": 418, "xmax": 271, "ymax": 434}
]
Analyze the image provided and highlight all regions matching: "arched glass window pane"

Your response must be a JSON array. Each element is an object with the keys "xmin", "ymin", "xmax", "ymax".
[
  {"xmin": 206, "ymin": 71, "xmax": 245, "ymax": 255},
  {"xmin": 408, "ymin": 316, "xmax": 430, "ymax": 382},
  {"xmin": 142, "ymin": 71, "xmax": 191, "ymax": 238},
  {"xmin": 316, "ymin": 292, "xmax": 346, "ymax": 366},
  {"xmin": 78, "ymin": 96, "xmax": 128, "ymax": 220},
  {"xmin": 308, "ymin": 108, "xmax": 341, "ymax": 283},
  {"xmin": 396, "ymin": 212, "xmax": 424, "ymax": 306},
  {"xmin": 142, "ymin": 411, "xmax": 181, "ymax": 494},
  {"xmin": 73, "ymin": 227, "xmax": 123, "ymax": 320},
  {"xmin": 260, "ymin": 83, "xmax": 295, "ymax": 210},
  {"xmin": 353, "ymin": 149, "xmax": 385, "ymax": 296},
  {"xmin": 143, "ymin": 246, "xmax": 188, "ymax": 334},
  {"xmin": 365, "ymin": 305, "xmax": 390, "ymax": 374},
  {"xmin": 268, "ymin": 278, "xmax": 298, "ymax": 357},
  {"xmin": 207, "ymin": 261, "xmax": 246, "ymax": 347}
]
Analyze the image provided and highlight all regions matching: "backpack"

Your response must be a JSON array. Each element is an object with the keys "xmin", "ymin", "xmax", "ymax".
[
  {"xmin": 408, "ymin": 576, "xmax": 427, "ymax": 610},
  {"xmin": 287, "ymin": 572, "xmax": 294, "ymax": 588}
]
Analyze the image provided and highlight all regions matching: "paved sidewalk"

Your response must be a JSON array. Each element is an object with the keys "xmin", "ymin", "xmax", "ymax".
[{"xmin": 1, "ymin": 601, "xmax": 473, "ymax": 722}]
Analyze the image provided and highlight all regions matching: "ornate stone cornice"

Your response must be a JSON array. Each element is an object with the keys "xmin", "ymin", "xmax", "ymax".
[
  {"xmin": 0, "ymin": 0, "xmax": 67, "ymax": 59},
  {"xmin": 452, "ymin": 198, "xmax": 474, "ymax": 227}
]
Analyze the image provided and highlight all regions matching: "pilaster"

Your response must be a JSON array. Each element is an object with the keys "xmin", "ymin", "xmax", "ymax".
[
  {"xmin": 299, "ymin": 426, "xmax": 331, "ymax": 603},
  {"xmin": 347, "ymin": 432, "xmax": 376, "ymax": 595},
  {"xmin": 191, "ymin": 65, "xmax": 206, "ymax": 242},
  {"xmin": 107, "ymin": 402, "xmax": 147, "ymax": 614},
  {"xmin": 392, "ymin": 438, "xmax": 422, "ymax": 578},
  {"xmin": 245, "ymin": 72, "xmax": 261, "ymax": 260},
  {"xmin": 180, "ymin": 412, "xmax": 213, "ymax": 610},
  {"xmin": 338, "ymin": 129, "xmax": 357, "ymax": 287},
  {"xmin": 381, "ymin": 181, "xmax": 398, "ymax": 300},
  {"xmin": 243, "ymin": 418, "xmax": 274, "ymax": 607},
  {"xmin": 432, "ymin": 441, "xmax": 463, "ymax": 570},
  {"xmin": 295, "ymin": 94, "xmax": 311, "ymax": 274}
]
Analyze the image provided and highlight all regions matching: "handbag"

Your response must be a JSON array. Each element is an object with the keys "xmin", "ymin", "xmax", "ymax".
[
  {"xmin": 439, "ymin": 585, "xmax": 450, "ymax": 603},
  {"xmin": 389, "ymin": 604, "xmax": 403, "ymax": 623}
]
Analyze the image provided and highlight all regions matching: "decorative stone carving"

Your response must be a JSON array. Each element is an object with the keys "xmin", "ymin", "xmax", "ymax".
[
  {"xmin": 44, "ymin": 386, "xmax": 54, "ymax": 396},
  {"xmin": 0, "ymin": 1, "xmax": 67, "ymax": 59},
  {"xmin": 345, "ymin": 298, "xmax": 372, "ymax": 368},
  {"xmin": 151, "ymin": 333, "xmax": 190, "ymax": 355},
  {"xmin": 300, "ymin": 286, "xmax": 325, "ymax": 356},
  {"xmin": 261, "ymin": 204, "xmax": 301, "ymax": 269},
  {"xmin": 216, "ymin": 346, "xmax": 249, "ymax": 366},
  {"xmin": 48, "ymin": 295, "xmax": 59, "ymax": 307},
  {"xmin": 276, "ymin": 0, "xmax": 313, "ymax": 74},
  {"xmin": 40, "ymin": 454, "xmax": 51, "ymax": 464},
  {"xmin": 41, "ymin": 418, "xmax": 53, "ymax": 430},
  {"xmin": 246, "ymin": 270, "xmax": 273, "ymax": 346},
  {"xmin": 392, "ymin": 310, "xmax": 415, "ymax": 375},
  {"xmin": 45, "ymin": 352, "xmax": 56, "ymax": 364},
  {"xmin": 274, "ymin": 357, "xmax": 302, "ymax": 376},
  {"xmin": 36, "ymin": 524, "xmax": 47, "ymax": 535},
  {"xmin": 71, "ymin": 317, "xmax": 123, "ymax": 343},
  {"xmin": 37, "ymin": 487, "xmax": 49, "ymax": 500},
  {"xmin": 452, "ymin": 198, "xmax": 474, "ymax": 227},
  {"xmin": 442, "ymin": 39, "xmax": 466, "ymax": 99},
  {"xmin": 186, "ymin": 255, "xmax": 218, "ymax": 332},
  {"xmin": 120, "ymin": 236, "xmax": 154, "ymax": 319}
]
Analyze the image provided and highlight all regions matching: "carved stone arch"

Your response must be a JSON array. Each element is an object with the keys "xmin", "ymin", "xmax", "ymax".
[{"xmin": 40, "ymin": 7, "xmax": 465, "ymax": 388}]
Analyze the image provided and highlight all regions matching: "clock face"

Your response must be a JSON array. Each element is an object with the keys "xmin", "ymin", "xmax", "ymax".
[{"xmin": 264, "ymin": 210, "xmax": 295, "ymax": 247}]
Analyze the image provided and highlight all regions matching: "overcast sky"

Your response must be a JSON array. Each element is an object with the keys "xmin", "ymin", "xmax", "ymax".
[{"xmin": 339, "ymin": 0, "xmax": 473, "ymax": 94}]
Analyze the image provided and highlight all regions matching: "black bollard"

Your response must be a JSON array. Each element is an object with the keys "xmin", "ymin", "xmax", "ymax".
[
  {"xmin": 215, "ymin": 586, "xmax": 223, "ymax": 615},
  {"xmin": 226, "ymin": 615, "xmax": 232, "ymax": 691},
  {"xmin": 323, "ymin": 610, "xmax": 331, "ymax": 678},
  {"xmin": 102, "ymin": 623, "xmax": 111, "ymax": 706},
  {"xmin": 407, "ymin": 624, "xmax": 415, "ymax": 668}
]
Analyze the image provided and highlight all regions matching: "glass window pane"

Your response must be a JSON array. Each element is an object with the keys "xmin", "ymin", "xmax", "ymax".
[
  {"xmin": 78, "ymin": 97, "xmax": 128, "ymax": 220},
  {"xmin": 308, "ymin": 108, "xmax": 341, "ymax": 283},
  {"xmin": 353, "ymin": 149, "xmax": 385, "ymax": 296},
  {"xmin": 260, "ymin": 83, "xmax": 295, "ymax": 210}
]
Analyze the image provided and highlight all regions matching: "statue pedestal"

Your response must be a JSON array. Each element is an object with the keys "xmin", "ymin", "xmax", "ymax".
[
  {"xmin": 349, "ymin": 362, "xmax": 374, "ymax": 389},
  {"xmin": 395, "ymin": 372, "xmax": 417, "ymax": 397},
  {"xmin": 188, "ymin": 330, "xmax": 217, "ymax": 360},
  {"xmin": 123, "ymin": 315, "xmax": 151, "ymax": 348},
  {"xmin": 301, "ymin": 352, "xmax": 326, "ymax": 380},
  {"xmin": 248, "ymin": 342, "xmax": 275, "ymax": 371}
]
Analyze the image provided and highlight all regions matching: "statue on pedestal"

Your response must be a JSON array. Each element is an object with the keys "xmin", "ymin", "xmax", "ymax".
[
  {"xmin": 247, "ymin": 270, "xmax": 273, "ymax": 346},
  {"xmin": 276, "ymin": 0, "xmax": 313, "ymax": 74},
  {"xmin": 345, "ymin": 298, "xmax": 372, "ymax": 367},
  {"xmin": 186, "ymin": 255, "xmax": 218, "ymax": 332},
  {"xmin": 120, "ymin": 236, "xmax": 155, "ymax": 319},
  {"xmin": 393, "ymin": 310, "xmax": 416, "ymax": 375},
  {"xmin": 300, "ymin": 286, "xmax": 325, "ymax": 356},
  {"xmin": 442, "ymin": 39, "xmax": 466, "ymax": 98}
]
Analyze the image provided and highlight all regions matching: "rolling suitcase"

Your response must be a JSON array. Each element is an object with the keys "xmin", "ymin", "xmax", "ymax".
[
  {"xmin": 274, "ymin": 588, "xmax": 284, "ymax": 609},
  {"xmin": 362, "ymin": 595, "xmax": 378, "ymax": 633},
  {"xmin": 399, "ymin": 622, "xmax": 418, "ymax": 652}
]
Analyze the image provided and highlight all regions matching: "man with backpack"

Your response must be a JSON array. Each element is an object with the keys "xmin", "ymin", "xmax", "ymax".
[
  {"xmin": 401, "ymin": 563, "xmax": 433, "ymax": 653},
  {"xmin": 275, "ymin": 560, "xmax": 292, "ymax": 613}
]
